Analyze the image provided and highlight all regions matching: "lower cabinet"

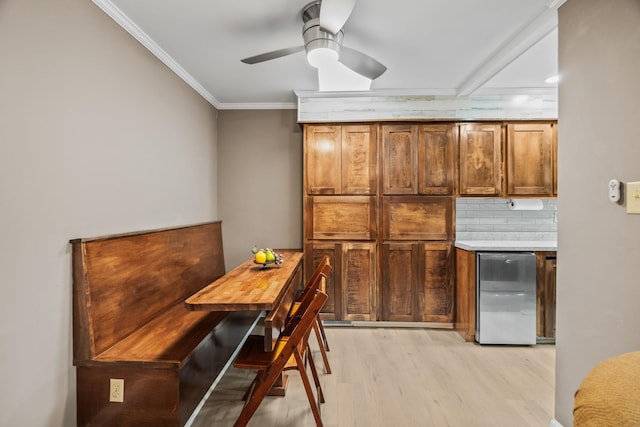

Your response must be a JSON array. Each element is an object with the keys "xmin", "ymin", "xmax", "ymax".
[
  {"xmin": 305, "ymin": 241, "xmax": 377, "ymax": 321},
  {"xmin": 536, "ymin": 253, "xmax": 557, "ymax": 339},
  {"xmin": 306, "ymin": 241, "xmax": 454, "ymax": 323},
  {"xmin": 454, "ymin": 248, "xmax": 557, "ymax": 342},
  {"xmin": 381, "ymin": 242, "xmax": 454, "ymax": 322},
  {"xmin": 454, "ymin": 248, "xmax": 476, "ymax": 341}
]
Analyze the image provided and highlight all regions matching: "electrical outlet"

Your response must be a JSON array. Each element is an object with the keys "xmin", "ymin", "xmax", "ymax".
[{"xmin": 109, "ymin": 378, "xmax": 124, "ymax": 403}]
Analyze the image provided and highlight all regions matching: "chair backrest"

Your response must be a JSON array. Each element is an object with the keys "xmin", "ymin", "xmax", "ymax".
[
  {"xmin": 273, "ymin": 290, "xmax": 328, "ymax": 368},
  {"xmin": 299, "ymin": 255, "xmax": 332, "ymax": 302}
]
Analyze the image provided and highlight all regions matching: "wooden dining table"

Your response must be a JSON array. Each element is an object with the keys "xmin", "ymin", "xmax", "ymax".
[{"xmin": 185, "ymin": 249, "xmax": 304, "ymax": 352}]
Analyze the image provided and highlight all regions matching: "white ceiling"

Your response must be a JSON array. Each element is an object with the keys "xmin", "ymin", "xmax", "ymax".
[{"xmin": 95, "ymin": 0, "xmax": 561, "ymax": 109}]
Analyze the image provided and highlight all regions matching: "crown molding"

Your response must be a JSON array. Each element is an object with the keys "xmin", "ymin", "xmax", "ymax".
[
  {"xmin": 92, "ymin": 0, "xmax": 222, "ymax": 109},
  {"xmin": 216, "ymin": 102, "xmax": 297, "ymax": 110}
]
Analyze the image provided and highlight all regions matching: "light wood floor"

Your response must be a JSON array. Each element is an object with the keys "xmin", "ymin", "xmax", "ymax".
[{"xmin": 191, "ymin": 327, "xmax": 555, "ymax": 427}]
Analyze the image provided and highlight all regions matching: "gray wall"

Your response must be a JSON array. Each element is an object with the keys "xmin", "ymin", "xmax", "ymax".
[
  {"xmin": 217, "ymin": 110, "xmax": 302, "ymax": 269},
  {"xmin": 0, "ymin": 1, "xmax": 219, "ymax": 425},
  {"xmin": 555, "ymin": 1, "xmax": 640, "ymax": 424}
]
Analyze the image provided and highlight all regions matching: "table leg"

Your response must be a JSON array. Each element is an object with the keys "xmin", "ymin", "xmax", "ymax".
[{"xmin": 267, "ymin": 373, "xmax": 288, "ymax": 396}]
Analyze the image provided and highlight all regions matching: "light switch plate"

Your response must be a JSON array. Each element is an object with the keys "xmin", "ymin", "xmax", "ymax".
[{"xmin": 626, "ymin": 182, "xmax": 640, "ymax": 214}]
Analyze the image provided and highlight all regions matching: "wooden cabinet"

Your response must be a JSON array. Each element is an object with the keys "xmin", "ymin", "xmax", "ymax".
[
  {"xmin": 305, "ymin": 124, "xmax": 377, "ymax": 195},
  {"xmin": 506, "ymin": 123, "xmax": 555, "ymax": 196},
  {"xmin": 382, "ymin": 125, "xmax": 417, "ymax": 194},
  {"xmin": 382, "ymin": 196, "xmax": 453, "ymax": 241},
  {"xmin": 304, "ymin": 120, "xmax": 556, "ymax": 327},
  {"xmin": 418, "ymin": 124, "xmax": 455, "ymax": 195},
  {"xmin": 536, "ymin": 252, "xmax": 557, "ymax": 339},
  {"xmin": 382, "ymin": 124, "xmax": 454, "ymax": 195},
  {"xmin": 459, "ymin": 123, "xmax": 501, "ymax": 196},
  {"xmin": 454, "ymin": 248, "xmax": 557, "ymax": 342},
  {"xmin": 305, "ymin": 196, "xmax": 377, "ymax": 240},
  {"xmin": 382, "ymin": 242, "xmax": 454, "ymax": 322},
  {"xmin": 454, "ymin": 248, "xmax": 476, "ymax": 341},
  {"xmin": 305, "ymin": 241, "xmax": 377, "ymax": 321}
]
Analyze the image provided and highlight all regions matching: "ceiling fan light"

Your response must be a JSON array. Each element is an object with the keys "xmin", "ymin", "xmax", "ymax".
[
  {"xmin": 307, "ymin": 47, "xmax": 339, "ymax": 68},
  {"xmin": 545, "ymin": 74, "xmax": 560, "ymax": 84}
]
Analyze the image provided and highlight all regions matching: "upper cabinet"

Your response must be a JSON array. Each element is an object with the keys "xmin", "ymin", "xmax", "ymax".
[
  {"xmin": 505, "ymin": 123, "xmax": 555, "ymax": 196},
  {"xmin": 458, "ymin": 123, "xmax": 502, "ymax": 196},
  {"xmin": 305, "ymin": 124, "xmax": 377, "ymax": 195},
  {"xmin": 418, "ymin": 124, "xmax": 455, "ymax": 195},
  {"xmin": 382, "ymin": 125, "xmax": 417, "ymax": 194},
  {"xmin": 382, "ymin": 124, "xmax": 454, "ymax": 195}
]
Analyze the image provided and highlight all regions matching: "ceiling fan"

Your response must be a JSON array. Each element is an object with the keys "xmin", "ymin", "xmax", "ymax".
[{"xmin": 240, "ymin": 0, "xmax": 387, "ymax": 81}]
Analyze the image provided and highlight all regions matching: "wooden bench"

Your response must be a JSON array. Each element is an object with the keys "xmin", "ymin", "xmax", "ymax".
[{"xmin": 71, "ymin": 221, "xmax": 257, "ymax": 426}]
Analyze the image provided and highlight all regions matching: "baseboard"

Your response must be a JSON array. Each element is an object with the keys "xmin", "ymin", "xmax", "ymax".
[
  {"xmin": 550, "ymin": 418, "xmax": 564, "ymax": 427},
  {"xmin": 323, "ymin": 320, "xmax": 454, "ymax": 329}
]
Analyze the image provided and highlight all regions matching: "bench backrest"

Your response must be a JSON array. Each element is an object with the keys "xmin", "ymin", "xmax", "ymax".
[{"xmin": 71, "ymin": 221, "xmax": 225, "ymax": 362}]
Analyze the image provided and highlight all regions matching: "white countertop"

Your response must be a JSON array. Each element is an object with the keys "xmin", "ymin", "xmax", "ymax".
[{"xmin": 455, "ymin": 240, "xmax": 557, "ymax": 251}]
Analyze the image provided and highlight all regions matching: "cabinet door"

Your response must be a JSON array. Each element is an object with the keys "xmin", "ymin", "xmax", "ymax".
[
  {"xmin": 342, "ymin": 242, "xmax": 377, "ymax": 321},
  {"xmin": 342, "ymin": 125, "xmax": 377, "ymax": 194},
  {"xmin": 382, "ymin": 125, "xmax": 418, "ymax": 194},
  {"xmin": 544, "ymin": 257, "xmax": 557, "ymax": 338},
  {"xmin": 305, "ymin": 242, "xmax": 342, "ymax": 320},
  {"xmin": 306, "ymin": 196, "xmax": 377, "ymax": 240},
  {"xmin": 305, "ymin": 125, "xmax": 341, "ymax": 194},
  {"xmin": 459, "ymin": 123, "xmax": 501, "ymax": 195},
  {"xmin": 382, "ymin": 196, "xmax": 453, "ymax": 240},
  {"xmin": 536, "ymin": 253, "xmax": 557, "ymax": 338},
  {"xmin": 506, "ymin": 123, "xmax": 554, "ymax": 196},
  {"xmin": 553, "ymin": 124, "xmax": 558, "ymax": 196},
  {"xmin": 418, "ymin": 124, "xmax": 454, "ymax": 195},
  {"xmin": 454, "ymin": 248, "xmax": 476, "ymax": 341},
  {"xmin": 381, "ymin": 243, "xmax": 418, "ymax": 321},
  {"xmin": 381, "ymin": 242, "xmax": 454, "ymax": 322},
  {"xmin": 418, "ymin": 242, "xmax": 454, "ymax": 322}
]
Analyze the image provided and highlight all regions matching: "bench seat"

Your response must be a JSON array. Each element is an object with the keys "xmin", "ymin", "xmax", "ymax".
[
  {"xmin": 90, "ymin": 304, "xmax": 228, "ymax": 367},
  {"xmin": 71, "ymin": 221, "xmax": 256, "ymax": 426}
]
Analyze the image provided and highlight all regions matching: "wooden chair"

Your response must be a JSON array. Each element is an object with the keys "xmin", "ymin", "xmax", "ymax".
[
  {"xmin": 233, "ymin": 290, "xmax": 329, "ymax": 427},
  {"xmin": 288, "ymin": 255, "xmax": 332, "ymax": 374}
]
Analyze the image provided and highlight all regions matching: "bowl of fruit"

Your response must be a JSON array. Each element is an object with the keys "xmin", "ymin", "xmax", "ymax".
[{"xmin": 251, "ymin": 246, "xmax": 284, "ymax": 269}]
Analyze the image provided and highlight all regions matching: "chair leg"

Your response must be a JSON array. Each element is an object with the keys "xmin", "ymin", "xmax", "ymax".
[
  {"xmin": 316, "ymin": 316, "xmax": 330, "ymax": 352},
  {"xmin": 313, "ymin": 321, "xmax": 332, "ymax": 374},
  {"xmin": 306, "ymin": 345, "xmax": 325, "ymax": 404},
  {"xmin": 233, "ymin": 369, "xmax": 281, "ymax": 427},
  {"xmin": 294, "ymin": 349, "xmax": 324, "ymax": 427}
]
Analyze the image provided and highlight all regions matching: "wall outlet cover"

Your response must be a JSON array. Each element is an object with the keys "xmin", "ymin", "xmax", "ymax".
[
  {"xmin": 626, "ymin": 182, "xmax": 640, "ymax": 214},
  {"xmin": 109, "ymin": 378, "xmax": 124, "ymax": 403}
]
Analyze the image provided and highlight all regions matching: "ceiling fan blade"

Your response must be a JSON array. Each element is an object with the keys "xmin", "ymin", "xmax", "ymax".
[
  {"xmin": 241, "ymin": 46, "xmax": 305, "ymax": 64},
  {"xmin": 338, "ymin": 46, "xmax": 387, "ymax": 80},
  {"xmin": 319, "ymin": 0, "xmax": 357, "ymax": 34}
]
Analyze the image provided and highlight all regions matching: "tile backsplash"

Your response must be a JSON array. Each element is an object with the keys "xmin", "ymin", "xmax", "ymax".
[{"xmin": 456, "ymin": 198, "xmax": 557, "ymax": 241}]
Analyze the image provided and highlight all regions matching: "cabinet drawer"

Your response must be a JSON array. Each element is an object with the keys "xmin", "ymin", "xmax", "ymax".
[
  {"xmin": 306, "ymin": 196, "xmax": 377, "ymax": 240},
  {"xmin": 382, "ymin": 196, "xmax": 452, "ymax": 240}
]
